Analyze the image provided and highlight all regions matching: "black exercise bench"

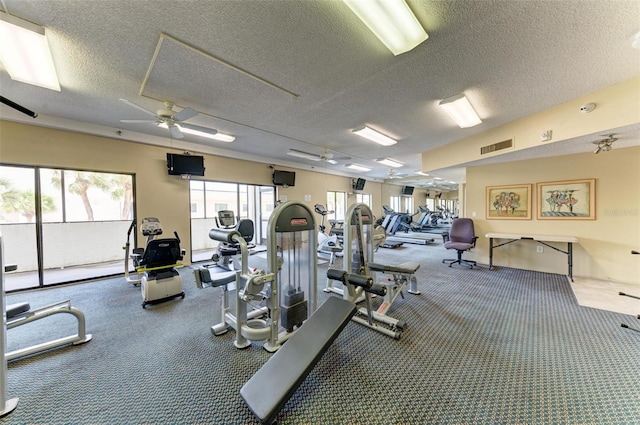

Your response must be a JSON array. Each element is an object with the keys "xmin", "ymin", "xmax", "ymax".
[{"xmin": 240, "ymin": 296, "xmax": 357, "ymax": 424}]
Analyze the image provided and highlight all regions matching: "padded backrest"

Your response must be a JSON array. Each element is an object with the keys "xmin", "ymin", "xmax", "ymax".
[
  {"xmin": 140, "ymin": 238, "xmax": 182, "ymax": 268},
  {"xmin": 448, "ymin": 218, "xmax": 475, "ymax": 244},
  {"xmin": 236, "ymin": 219, "xmax": 255, "ymax": 243}
]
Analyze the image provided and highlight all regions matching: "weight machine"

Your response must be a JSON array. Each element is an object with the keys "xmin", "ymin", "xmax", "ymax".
[
  {"xmin": 195, "ymin": 201, "xmax": 317, "ymax": 352},
  {"xmin": 326, "ymin": 203, "xmax": 420, "ymax": 339},
  {"xmin": 0, "ymin": 235, "xmax": 92, "ymax": 417}
]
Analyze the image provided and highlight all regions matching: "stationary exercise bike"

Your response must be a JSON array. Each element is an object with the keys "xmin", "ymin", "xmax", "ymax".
[
  {"xmin": 123, "ymin": 217, "xmax": 163, "ymax": 286},
  {"xmin": 314, "ymin": 204, "xmax": 343, "ymax": 265},
  {"xmin": 123, "ymin": 217, "xmax": 185, "ymax": 308}
]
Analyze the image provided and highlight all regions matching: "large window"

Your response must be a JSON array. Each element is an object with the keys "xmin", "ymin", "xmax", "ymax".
[
  {"xmin": 356, "ymin": 193, "xmax": 371, "ymax": 208},
  {"xmin": 425, "ymin": 196, "xmax": 435, "ymax": 211},
  {"xmin": 326, "ymin": 191, "xmax": 346, "ymax": 222},
  {"xmin": 189, "ymin": 180, "xmax": 274, "ymax": 262},
  {"xmin": 390, "ymin": 196, "xmax": 400, "ymax": 213},
  {"xmin": 0, "ymin": 165, "xmax": 134, "ymax": 291},
  {"xmin": 402, "ymin": 196, "xmax": 414, "ymax": 214}
]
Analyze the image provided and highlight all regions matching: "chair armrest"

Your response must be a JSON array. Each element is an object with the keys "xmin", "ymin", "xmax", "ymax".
[
  {"xmin": 441, "ymin": 232, "xmax": 450, "ymax": 243},
  {"xmin": 472, "ymin": 236, "xmax": 478, "ymax": 247}
]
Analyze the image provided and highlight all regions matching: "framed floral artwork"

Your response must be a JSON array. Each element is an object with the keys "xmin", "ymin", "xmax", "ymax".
[
  {"xmin": 537, "ymin": 178, "xmax": 596, "ymax": 219},
  {"xmin": 486, "ymin": 184, "xmax": 532, "ymax": 220}
]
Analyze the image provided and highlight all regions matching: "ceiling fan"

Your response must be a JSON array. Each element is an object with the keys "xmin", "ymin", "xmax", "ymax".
[
  {"xmin": 386, "ymin": 169, "xmax": 407, "ymax": 179},
  {"xmin": 592, "ymin": 134, "xmax": 617, "ymax": 154},
  {"xmin": 286, "ymin": 148, "xmax": 351, "ymax": 165},
  {"xmin": 119, "ymin": 98, "xmax": 220, "ymax": 140}
]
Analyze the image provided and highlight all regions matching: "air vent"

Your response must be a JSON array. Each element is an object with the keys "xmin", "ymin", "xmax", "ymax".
[{"xmin": 481, "ymin": 139, "xmax": 513, "ymax": 155}]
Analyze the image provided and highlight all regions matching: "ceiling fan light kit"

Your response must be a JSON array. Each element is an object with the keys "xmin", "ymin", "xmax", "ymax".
[
  {"xmin": 352, "ymin": 126, "xmax": 397, "ymax": 146},
  {"xmin": 592, "ymin": 134, "xmax": 616, "ymax": 154},
  {"xmin": 286, "ymin": 149, "xmax": 348, "ymax": 165},
  {"xmin": 438, "ymin": 93, "xmax": 482, "ymax": 128},
  {"xmin": 0, "ymin": 11, "xmax": 60, "ymax": 91},
  {"xmin": 120, "ymin": 99, "xmax": 233, "ymax": 141},
  {"xmin": 342, "ymin": 0, "xmax": 428, "ymax": 56}
]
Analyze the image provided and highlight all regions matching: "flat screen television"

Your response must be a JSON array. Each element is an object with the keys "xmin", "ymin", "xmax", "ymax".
[
  {"xmin": 352, "ymin": 178, "xmax": 366, "ymax": 191},
  {"xmin": 167, "ymin": 153, "xmax": 205, "ymax": 176},
  {"xmin": 272, "ymin": 170, "xmax": 296, "ymax": 187},
  {"xmin": 401, "ymin": 185, "xmax": 415, "ymax": 195}
]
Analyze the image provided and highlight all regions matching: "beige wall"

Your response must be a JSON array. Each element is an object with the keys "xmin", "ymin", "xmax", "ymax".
[
  {"xmin": 422, "ymin": 77, "xmax": 640, "ymax": 172},
  {"xmin": 465, "ymin": 147, "xmax": 640, "ymax": 284},
  {"xmin": 3, "ymin": 119, "xmax": 637, "ymax": 283},
  {"xmin": 0, "ymin": 120, "xmax": 389, "ymax": 264}
]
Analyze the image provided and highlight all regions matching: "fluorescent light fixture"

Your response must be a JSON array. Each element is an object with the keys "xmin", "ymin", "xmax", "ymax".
[
  {"xmin": 158, "ymin": 123, "xmax": 235, "ymax": 142},
  {"xmin": 352, "ymin": 126, "xmax": 397, "ymax": 146},
  {"xmin": 414, "ymin": 171, "xmax": 430, "ymax": 176},
  {"xmin": 376, "ymin": 157, "xmax": 404, "ymax": 168},
  {"xmin": 345, "ymin": 163, "xmax": 372, "ymax": 172},
  {"xmin": 343, "ymin": 0, "xmax": 428, "ymax": 55},
  {"xmin": 0, "ymin": 11, "xmax": 60, "ymax": 91},
  {"xmin": 181, "ymin": 125, "xmax": 235, "ymax": 142},
  {"xmin": 438, "ymin": 93, "xmax": 482, "ymax": 128},
  {"xmin": 287, "ymin": 149, "xmax": 321, "ymax": 161}
]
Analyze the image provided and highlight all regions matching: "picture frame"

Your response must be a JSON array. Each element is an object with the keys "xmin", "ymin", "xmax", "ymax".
[
  {"xmin": 486, "ymin": 184, "xmax": 532, "ymax": 220},
  {"xmin": 537, "ymin": 178, "xmax": 596, "ymax": 220}
]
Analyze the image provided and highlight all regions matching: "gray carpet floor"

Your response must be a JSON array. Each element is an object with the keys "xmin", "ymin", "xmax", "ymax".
[{"xmin": 1, "ymin": 242, "xmax": 639, "ymax": 424}]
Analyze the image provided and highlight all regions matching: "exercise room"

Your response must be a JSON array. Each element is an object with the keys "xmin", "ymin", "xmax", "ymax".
[{"xmin": 0, "ymin": 1, "xmax": 638, "ymax": 424}]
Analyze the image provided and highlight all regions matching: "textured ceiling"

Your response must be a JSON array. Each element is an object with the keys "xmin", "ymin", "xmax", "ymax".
[{"xmin": 1, "ymin": 0, "xmax": 639, "ymax": 190}]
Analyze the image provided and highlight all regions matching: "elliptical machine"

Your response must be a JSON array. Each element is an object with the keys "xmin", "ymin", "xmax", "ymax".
[{"xmin": 314, "ymin": 204, "xmax": 343, "ymax": 265}]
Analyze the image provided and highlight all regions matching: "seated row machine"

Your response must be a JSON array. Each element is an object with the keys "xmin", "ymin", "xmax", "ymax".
[{"xmin": 326, "ymin": 203, "xmax": 420, "ymax": 339}]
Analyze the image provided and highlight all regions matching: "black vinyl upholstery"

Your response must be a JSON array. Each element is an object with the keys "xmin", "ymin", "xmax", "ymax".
[
  {"xmin": 139, "ymin": 238, "xmax": 183, "ymax": 269},
  {"xmin": 240, "ymin": 297, "xmax": 356, "ymax": 424}
]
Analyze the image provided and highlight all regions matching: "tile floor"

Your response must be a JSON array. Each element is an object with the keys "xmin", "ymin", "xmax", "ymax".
[{"xmin": 570, "ymin": 276, "xmax": 640, "ymax": 317}]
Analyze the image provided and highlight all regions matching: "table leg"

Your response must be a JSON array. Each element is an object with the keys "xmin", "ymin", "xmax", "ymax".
[
  {"xmin": 568, "ymin": 242, "xmax": 573, "ymax": 281},
  {"xmin": 489, "ymin": 238, "xmax": 494, "ymax": 270}
]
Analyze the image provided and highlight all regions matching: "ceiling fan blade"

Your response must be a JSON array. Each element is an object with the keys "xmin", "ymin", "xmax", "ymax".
[
  {"xmin": 180, "ymin": 123, "xmax": 218, "ymax": 136},
  {"xmin": 119, "ymin": 98, "xmax": 158, "ymax": 117},
  {"xmin": 169, "ymin": 125, "xmax": 183, "ymax": 139},
  {"xmin": 173, "ymin": 107, "xmax": 198, "ymax": 122},
  {"xmin": 120, "ymin": 119, "xmax": 158, "ymax": 124}
]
